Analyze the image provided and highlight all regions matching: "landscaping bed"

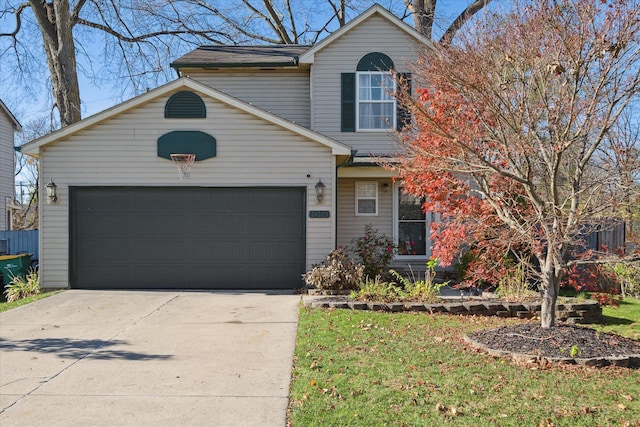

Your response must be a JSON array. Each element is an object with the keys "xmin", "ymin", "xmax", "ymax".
[{"xmin": 466, "ymin": 323, "xmax": 640, "ymax": 368}]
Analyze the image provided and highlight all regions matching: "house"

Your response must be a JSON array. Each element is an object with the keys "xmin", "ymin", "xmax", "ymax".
[
  {"xmin": 0, "ymin": 99, "xmax": 22, "ymax": 232},
  {"xmin": 21, "ymin": 4, "xmax": 434, "ymax": 291}
]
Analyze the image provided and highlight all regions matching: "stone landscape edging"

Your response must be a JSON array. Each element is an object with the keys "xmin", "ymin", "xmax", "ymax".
[
  {"xmin": 462, "ymin": 334, "xmax": 640, "ymax": 368},
  {"xmin": 304, "ymin": 296, "xmax": 602, "ymax": 324}
]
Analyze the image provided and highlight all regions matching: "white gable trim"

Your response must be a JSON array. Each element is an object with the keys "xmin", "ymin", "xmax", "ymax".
[
  {"xmin": 21, "ymin": 78, "xmax": 352, "ymax": 156},
  {"xmin": 0, "ymin": 99, "xmax": 22, "ymax": 131},
  {"xmin": 298, "ymin": 4, "xmax": 431, "ymax": 64}
]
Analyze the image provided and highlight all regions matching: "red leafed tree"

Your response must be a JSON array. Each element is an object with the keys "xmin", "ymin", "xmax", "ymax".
[{"xmin": 396, "ymin": 0, "xmax": 640, "ymax": 328}]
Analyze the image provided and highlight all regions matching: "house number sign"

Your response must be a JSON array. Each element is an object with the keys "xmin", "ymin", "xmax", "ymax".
[{"xmin": 309, "ymin": 210, "xmax": 330, "ymax": 218}]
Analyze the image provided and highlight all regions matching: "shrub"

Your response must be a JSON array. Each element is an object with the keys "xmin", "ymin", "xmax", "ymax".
[
  {"xmin": 389, "ymin": 259, "xmax": 446, "ymax": 303},
  {"xmin": 607, "ymin": 261, "xmax": 640, "ymax": 298},
  {"xmin": 495, "ymin": 258, "xmax": 538, "ymax": 301},
  {"xmin": 349, "ymin": 224, "xmax": 396, "ymax": 279},
  {"xmin": 591, "ymin": 290, "xmax": 623, "ymax": 307},
  {"xmin": 302, "ymin": 249, "xmax": 364, "ymax": 291},
  {"xmin": 4, "ymin": 268, "xmax": 40, "ymax": 302},
  {"xmin": 351, "ymin": 276, "xmax": 406, "ymax": 302}
]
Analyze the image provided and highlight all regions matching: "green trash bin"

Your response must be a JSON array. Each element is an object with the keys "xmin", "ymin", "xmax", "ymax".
[{"xmin": 0, "ymin": 254, "xmax": 33, "ymax": 286}]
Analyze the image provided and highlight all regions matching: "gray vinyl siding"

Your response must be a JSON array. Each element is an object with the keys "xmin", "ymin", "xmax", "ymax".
[
  {"xmin": 336, "ymin": 177, "xmax": 394, "ymax": 250},
  {"xmin": 187, "ymin": 70, "xmax": 310, "ymax": 127},
  {"xmin": 0, "ymin": 110, "xmax": 15, "ymax": 230},
  {"xmin": 39, "ymin": 89, "xmax": 335, "ymax": 289},
  {"xmin": 311, "ymin": 14, "xmax": 419, "ymax": 155}
]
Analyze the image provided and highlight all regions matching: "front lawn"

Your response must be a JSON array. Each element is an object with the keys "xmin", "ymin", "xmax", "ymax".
[{"xmin": 289, "ymin": 304, "xmax": 640, "ymax": 426}]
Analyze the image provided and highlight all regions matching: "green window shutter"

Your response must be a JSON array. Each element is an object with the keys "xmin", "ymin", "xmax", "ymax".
[
  {"xmin": 165, "ymin": 91, "xmax": 206, "ymax": 118},
  {"xmin": 341, "ymin": 73, "xmax": 356, "ymax": 132},
  {"xmin": 396, "ymin": 72, "xmax": 412, "ymax": 131}
]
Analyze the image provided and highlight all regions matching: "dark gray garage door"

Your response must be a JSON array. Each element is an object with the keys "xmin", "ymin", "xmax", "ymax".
[{"xmin": 70, "ymin": 187, "xmax": 305, "ymax": 290}]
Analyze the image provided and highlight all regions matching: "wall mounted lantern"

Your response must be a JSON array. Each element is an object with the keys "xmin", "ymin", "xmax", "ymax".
[
  {"xmin": 46, "ymin": 179, "xmax": 58, "ymax": 204},
  {"xmin": 315, "ymin": 179, "xmax": 326, "ymax": 204}
]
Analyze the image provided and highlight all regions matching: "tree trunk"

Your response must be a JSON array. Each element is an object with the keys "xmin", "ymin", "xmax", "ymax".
[
  {"xmin": 31, "ymin": 0, "xmax": 81, "ymax": 127},
  {"xmin": 540, "ymin": 281, "xmax": 557, "ymax": 328},
  {"xmin": 539, "ymin": 250, "xmax": 563, "ymax": 328},
  {"xmin": 407, "ymin": 0, "xmax": 436, "ymax": 39}
]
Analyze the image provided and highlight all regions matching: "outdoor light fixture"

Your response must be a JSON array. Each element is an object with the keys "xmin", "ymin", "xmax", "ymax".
[
  {"xmin": 315, "ymin": 179, "xmax": 326, "ymax": 204},
  {"xmin": 382, "ymin": 183, "xmax": 390, "ymax": 192},
  {"xmin": 46, "ymin": 179, "xmax": 58, "ymax": 204}
]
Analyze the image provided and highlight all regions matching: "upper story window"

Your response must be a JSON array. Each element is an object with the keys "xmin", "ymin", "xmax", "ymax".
[
  {"xmin": 341, "ymin": 52, "xmax": 411, "ymax": 133},
  {"xmin": 357, "ymin": 72, "xmax": 395, "ymax": 130}
]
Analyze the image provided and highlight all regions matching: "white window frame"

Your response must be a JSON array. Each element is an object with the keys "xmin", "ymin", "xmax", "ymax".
[
  {"xmin": 355, "ymin": 181, "xmax": 378, "ymax": 216},
  {"xmin": 356, "ymin": 71, "xmax": 396, "ymax": 132},
  {"xmin": 392, "ymin": 182, "xmax": 434, "ymax": 259}
]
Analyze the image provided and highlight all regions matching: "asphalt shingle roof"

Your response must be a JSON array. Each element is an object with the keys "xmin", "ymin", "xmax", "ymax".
[{"xmin": 171, "ymin": 45, "xmax": 310, "ymax": 69}]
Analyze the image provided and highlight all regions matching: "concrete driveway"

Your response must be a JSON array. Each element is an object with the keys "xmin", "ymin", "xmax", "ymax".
[{"xmin": 0, "ymin": 290, "xmax": 301, "ymax": 426}]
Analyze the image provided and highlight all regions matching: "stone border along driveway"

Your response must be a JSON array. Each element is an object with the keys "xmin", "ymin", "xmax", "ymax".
[{"xmin": 304, "ymin": 296, "xmax": 602, "ymax": 324}]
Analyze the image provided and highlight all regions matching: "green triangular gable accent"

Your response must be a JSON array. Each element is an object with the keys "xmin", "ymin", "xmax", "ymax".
[{"xmin": 157, "ymin": 131, "xmax": 216, "ymax": 161}]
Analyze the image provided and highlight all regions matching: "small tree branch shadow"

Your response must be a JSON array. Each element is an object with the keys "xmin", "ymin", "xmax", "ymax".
[{"xmin": 0, "ymin": 338, "xmax": 172, "ymax": 361}]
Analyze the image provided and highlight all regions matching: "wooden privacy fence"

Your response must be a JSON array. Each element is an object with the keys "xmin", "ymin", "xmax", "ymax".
[{"xmin": 584, "ymin": 221, "xmax": 626, "ymax": 252}]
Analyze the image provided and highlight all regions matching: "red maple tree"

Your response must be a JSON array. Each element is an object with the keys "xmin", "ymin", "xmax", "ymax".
[{"xmin": 396, "ymin": 0, "xmax": 640, "ymax": 327}]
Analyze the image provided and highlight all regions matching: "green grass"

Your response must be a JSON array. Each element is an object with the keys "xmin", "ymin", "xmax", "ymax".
[
  {"xmin": 289, "ymin": 306, "xmax": 640, "ymax": 426},
  {"xmin": 597, "ymin": 297, "xmax": 640, "ymax": 341},
  {"xmin": 0, "ymin": 290, "xmax": 64, "ymax": 313}
]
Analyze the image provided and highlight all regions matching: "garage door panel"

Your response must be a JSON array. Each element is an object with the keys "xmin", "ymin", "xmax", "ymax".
[
  {"xmin": 77, "ymin": 215, "xmax": 132, "ymax": 236},
  {"xmin": 132, "ymin": 263, "xmax": 193, "ymax": 288},
  {"xmin": 194, "ymin": 215, "xmax": 249, "ymax": 236},
  {"xmin": 71, "ymin": 187, "xmax": 305, "ymax": 290},
  {"xmin": 75, "ymin": 239, "xmax": 127, "ymax": 262},
  {"xmin": 193, "ymin": 240, "xmax": 247, "ymax": 262}
]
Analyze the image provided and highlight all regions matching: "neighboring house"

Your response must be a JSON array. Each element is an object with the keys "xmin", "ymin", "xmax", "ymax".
[
  {"xmin": 0, "ymin": 99, "xmax": 22, "ymax": 231},
  {"xmin": 21, "ymin": 4, "xmax": 434, "ymax": 291}
]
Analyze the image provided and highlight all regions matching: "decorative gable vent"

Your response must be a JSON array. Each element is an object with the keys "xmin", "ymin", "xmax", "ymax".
[
  {"xmin": 164, "ymin": 91, "xmax": 206, "ymax": 118},
  {"xmin": 356, "ymin": 52, "xmax": 394, "ymax": 71}
]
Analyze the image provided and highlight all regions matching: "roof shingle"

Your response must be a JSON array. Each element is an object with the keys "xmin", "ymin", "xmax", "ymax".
[{"xmin": 171, "ymin": 45, "xmax": 310, "ymax": 69}]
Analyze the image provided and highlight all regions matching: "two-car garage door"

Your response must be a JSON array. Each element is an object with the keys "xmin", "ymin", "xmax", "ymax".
[{"xmin": 70, "ymin": 187, "xmax": 305, "ymax": 290}]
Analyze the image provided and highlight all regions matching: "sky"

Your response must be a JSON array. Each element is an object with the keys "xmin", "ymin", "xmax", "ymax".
[{"xmin": 3, "ymin": 0, "xmax": 482, "ymax": 134}]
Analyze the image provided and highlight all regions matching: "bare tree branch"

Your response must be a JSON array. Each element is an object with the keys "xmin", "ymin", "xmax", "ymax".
[
  {"xmin": 440, "ymin": 0, "xmax": 493, "ymax": 44},
  {"xmin": 262, "ymin": 0, "xmax": 293, "ymax": 43},
  {"xmin": 0, "ymin": 2, "xmax": 29, "ymax": 37}
]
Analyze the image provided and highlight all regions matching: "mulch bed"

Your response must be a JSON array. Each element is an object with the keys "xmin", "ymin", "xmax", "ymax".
[{"xmin": 466, "ymin": 324, "xmax": 640, "ymax": 368}]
